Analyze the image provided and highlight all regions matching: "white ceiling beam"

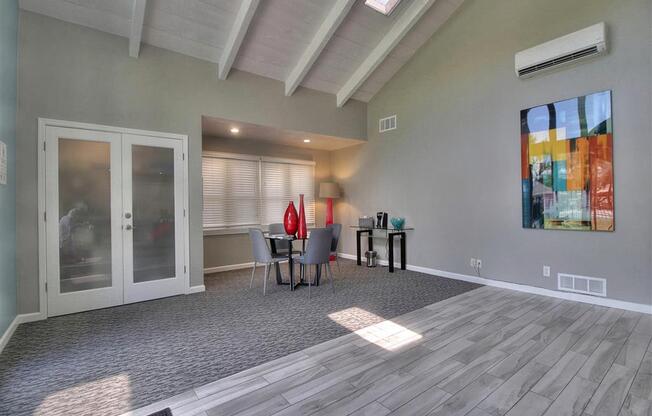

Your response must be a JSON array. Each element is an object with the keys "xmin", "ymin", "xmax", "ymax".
[
  {"xmin": 129, "ymin": 0, "xmax": 147, "ymax": 58},
  {"xmin": 285, "ymin": 0, "xmax": 356, "ymax": 96},
  {"xmin": 218, "ymin": 0, "xmax": 260, "ymax": 80},
  {"xmin": 336, "ymin": 0, "xmax": 437, "ymax": 107}
]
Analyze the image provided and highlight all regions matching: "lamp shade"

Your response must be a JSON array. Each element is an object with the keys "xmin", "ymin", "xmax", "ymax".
[{"xmin": 319, "ymin": 182, "xmax": 340, "ymax": 199}]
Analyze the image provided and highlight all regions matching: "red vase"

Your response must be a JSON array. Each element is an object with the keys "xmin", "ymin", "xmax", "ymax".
[
  {"xmin": 283, "ymin": 201, "xmax": 299, "ymax": 235},
  {"xmin": 297, "ymin": 194, "xmax": 307, "ymax": 239}
]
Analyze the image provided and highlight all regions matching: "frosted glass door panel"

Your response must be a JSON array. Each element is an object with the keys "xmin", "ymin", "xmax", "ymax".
[
  {"xmin": 45, "ymin": 126, "xmax": 123, "ymax": 317},
  {"xmin": 131, "ymin": 145, "xmax": 176, "ymax": 283},
  {"xmin": 58, "ymin": 139, "xmax": 113, "ymax": 292}
]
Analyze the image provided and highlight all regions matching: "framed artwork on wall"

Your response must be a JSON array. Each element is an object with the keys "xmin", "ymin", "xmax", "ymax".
[{"xmin": 521, "ymin": 90, "xmax": 613, "ymax": 231}]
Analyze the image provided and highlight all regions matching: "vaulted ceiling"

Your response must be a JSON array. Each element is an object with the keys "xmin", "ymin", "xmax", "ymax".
[{"xmin": 19, "ymin": 0, "xmax": 464, "ymax": 106}]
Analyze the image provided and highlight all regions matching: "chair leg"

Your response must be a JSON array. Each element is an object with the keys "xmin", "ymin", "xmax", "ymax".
[
  {"xmin": 250, "ymin": 262, "xmax": 257, "ymax": 289},
  {"xmin": 326, "ymin": 263, "xmax": 335, "ymax": 293},
  {"xmin": 308, "ymin": 265, "xmax": 312, "ymax": 299},
  {"xmin": 336, "ymin": 256, "xmax": 341, "ymax": 273},
  {"xmin": 263, "ymin": 264, "xmax": 269, "ymax": 296}
]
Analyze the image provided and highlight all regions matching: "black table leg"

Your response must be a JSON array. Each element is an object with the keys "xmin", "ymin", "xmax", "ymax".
[
  {"xmin": 356, "ymin": 230, "xmax": 362, "ymax": 265},
  {"xmin": 357, "ymin": 229, "xmax": 374, "ymax": 267},
  {"xmin": 388, "ymin": 232, "xmax": 407, "ymax": 273},
  {"xmin": 388, "ymin": 234, "xmax": 394, "ymax": 273},
  {"xmin": 288, "ymin": 240, "xmax": 294, "ymax": 290},
  {"xmin": 368, "ymin": 230, "xmax": 374, "ymax": 252},
  {"xmin": 400, "ymin": 232, "xmax": 406, "ymax": 270},
  {"xmin": 315, "ymin": 264, "xmax": 321, "ymax": 286},
  {"xmin": 270, "ymin": 240, "xmax": 283, "ymax": 284}
]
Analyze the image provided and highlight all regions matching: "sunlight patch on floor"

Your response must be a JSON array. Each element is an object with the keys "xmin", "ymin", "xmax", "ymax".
[
  {"xmin": 35, "ymin": 373, "xmax": 132, "ymax": 416},
  {"xmin": 328, "ymin": 307, "xmax": 422, "ymax": 351}
]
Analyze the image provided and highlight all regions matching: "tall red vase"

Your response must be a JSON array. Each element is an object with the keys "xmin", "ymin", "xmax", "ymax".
[
  {"xmin": 297, "ymin": 194, "xmax": 307, "ymax": 239},
  {"xmin": 283, "ymin": 201, "xmax": 299, "ymax": 235}
]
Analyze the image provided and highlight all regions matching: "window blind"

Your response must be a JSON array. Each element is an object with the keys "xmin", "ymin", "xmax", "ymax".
[
  {"xmin": 202, "ymin": 155, "xmax": 259, "ymax": 229},
  {"xmin": 261, "ymin": 160, "xmax": 315, "ymax": 227},
  {"xmin": 202, "ymin": 153, "xmax": 315, "ymax": 230}
]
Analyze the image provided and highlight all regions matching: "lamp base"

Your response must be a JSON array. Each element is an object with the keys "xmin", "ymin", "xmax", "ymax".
[
  {"xmin": 325, "ymin": 197, "xmax": 334, "ymax": 226},
  {"xmin": 326, "ymin": 197, "xmax": 335, "ymax": 260}
]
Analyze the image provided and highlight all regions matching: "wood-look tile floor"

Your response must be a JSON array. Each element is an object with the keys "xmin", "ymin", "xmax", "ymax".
[{"xmin": 125, "ymin": 286, "xmax": 652, "ymax": 416}]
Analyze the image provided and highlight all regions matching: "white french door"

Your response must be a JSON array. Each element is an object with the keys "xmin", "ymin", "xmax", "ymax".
[
  {"xmin": 44, "ymin": 126, "xmax": 186, "ymax": 316},
  {"xmin": 122, "ymin": 134, "xmax": 185, "ymax": 304}
]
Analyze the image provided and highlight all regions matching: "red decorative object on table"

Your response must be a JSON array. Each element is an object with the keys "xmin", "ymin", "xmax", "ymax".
[
  {"xmin": 283, "ymin": 201, "xmax": 298, "ymax": 235},
  {"xmin": 297, "ymin": 194, "xmax": 307, "ymax": 239}
]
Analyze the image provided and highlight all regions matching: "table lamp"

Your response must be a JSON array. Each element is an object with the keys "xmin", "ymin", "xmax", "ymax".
[{"xmin": 319, "ymin": 182, "xmax": 340, "ymax": 226}]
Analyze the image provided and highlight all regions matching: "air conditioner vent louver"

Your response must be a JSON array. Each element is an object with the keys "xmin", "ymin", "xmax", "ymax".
[
  {"xmin": 379, "ymin": 115, "xmax": 397, "ymax": 133},
  {"xmin": 518, "ymin": 46, "xmax": 601, "ymax": 77},
  {"xmin": 558, "ymin": 273, "xmax": 606, "ymax": 297},
  {"xmin": 515, "ymin": 22, "xmax": 607, "ymax": 79}
]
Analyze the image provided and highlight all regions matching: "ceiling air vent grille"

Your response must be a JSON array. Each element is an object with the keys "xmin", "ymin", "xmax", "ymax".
[
  {"xmin": 558, "ymin": 273, "xmax": 606, "ymax": 297},
  {"xmin": 518, "ymin": 46, "xmax": 601, "ymax": 77},
  {"xmin": 379, "ymin": 115, "xmax": 397, "ymax": 133}
]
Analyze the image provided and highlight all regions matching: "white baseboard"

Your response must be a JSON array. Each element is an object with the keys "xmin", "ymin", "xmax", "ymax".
[
  {"xmin": 0, "ymin": 316, "xmax": 19, "ymax": 354},
  {"xmin": 188, "ymin": 285, "xmax": 206, "ymax": 294},
  {"xmin": 17, "ymin": 312, "xmax": 46, "ymax": 324},
  {"xmin": 338, "ymin": 253, "xmax": 402, "ymax": 268},
  {"xmin": 338, "ymin": 253, "xmax": 652, "ymax": 314},
  {"xmin": 204, "ymin": 262, "xmax": 255, "ymax": 275},
  {"xmin": 0, "ymin": 311, "xmax": 47, "ymax": 355}
]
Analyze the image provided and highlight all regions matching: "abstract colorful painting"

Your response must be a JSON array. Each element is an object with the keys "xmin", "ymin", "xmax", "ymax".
[{"xmin": 521, "ymin": 91, "xmax": 613, "ymax": 231}]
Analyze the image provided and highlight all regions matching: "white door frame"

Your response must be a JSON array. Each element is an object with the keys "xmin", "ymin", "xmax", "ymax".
[{"xmin": 37, "ymin": 118, "xmax": 191, "ymax": 319}]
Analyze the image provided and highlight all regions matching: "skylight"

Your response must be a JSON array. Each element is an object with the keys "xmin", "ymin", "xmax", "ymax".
[{"xmin": 365, "ymin": 0, "xmax": 402, "ymax": 15}]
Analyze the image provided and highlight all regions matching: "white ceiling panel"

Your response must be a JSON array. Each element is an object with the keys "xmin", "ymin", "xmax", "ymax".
[{"xmin": 19, "ymin": 0, "xmax": 464, "ymax": 105}]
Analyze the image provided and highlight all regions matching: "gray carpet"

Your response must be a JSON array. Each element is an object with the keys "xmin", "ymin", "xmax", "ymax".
[{"xmin": 0, "ymin": 259, "xmax": 480, "ymax": 416}]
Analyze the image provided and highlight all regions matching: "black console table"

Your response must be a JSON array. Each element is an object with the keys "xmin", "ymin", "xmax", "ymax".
[{"xmin": 351, "ymin": 226, "xmax": 412, "ymax": 273}]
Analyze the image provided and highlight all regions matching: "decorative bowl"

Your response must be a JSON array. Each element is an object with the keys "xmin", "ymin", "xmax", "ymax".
[{"xmin": 390, "ymin": 217, "xmax": 405, "ymax": 230}]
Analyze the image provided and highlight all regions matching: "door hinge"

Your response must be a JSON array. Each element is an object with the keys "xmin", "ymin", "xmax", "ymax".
[
  {"xmin": 184, "ymin": 265, "xmax": 187, "ymax": 273},
  {"xmin": 43, "ymin": 142, "xmax": 46, "ymax": 151},
  {"xmin": 183, "ymin": 209, "xmax": 186, "ymax": 217},
  {"xmin": 182, "ymin": 153, "xmax": 185, "ymax": 161},
  {"xmin": 45, "ymin": 282, "xmax": 48, "ymax": 292},
  {"xmin": 43, "ymin": 212, "xmax": 47, "ymax": 222}
]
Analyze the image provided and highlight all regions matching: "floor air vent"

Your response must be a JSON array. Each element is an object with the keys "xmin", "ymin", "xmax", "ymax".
[{"xmin": 558, "ymin": 273, "xmax": 606, "ymax": 297}]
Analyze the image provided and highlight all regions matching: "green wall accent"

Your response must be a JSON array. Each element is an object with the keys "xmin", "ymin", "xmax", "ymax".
[{"xmin": 0, "ymin": 0, "xmax": 18, "ymax": 335}]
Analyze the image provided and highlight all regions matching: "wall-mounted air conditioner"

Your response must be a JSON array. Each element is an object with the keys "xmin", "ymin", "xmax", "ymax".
[{"xmin": 515, "ymin": 22, "xmax": 607, "ymax": 79}]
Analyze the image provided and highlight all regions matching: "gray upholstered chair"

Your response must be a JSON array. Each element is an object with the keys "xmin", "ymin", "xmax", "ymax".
[
  {"xmin": 327, "ymin": 223, "xmax": 342, "ymax": 273},
  {"xmin": 268, "ymin": 223, "xmax": 301, "ymax": 255},
  {"xmin": 248, "ymin": 228, "xmax": 286, "ymax": 295},
  {"xmin": 297, "ymin": 228, "xmax": 335, "ymax": 299}
]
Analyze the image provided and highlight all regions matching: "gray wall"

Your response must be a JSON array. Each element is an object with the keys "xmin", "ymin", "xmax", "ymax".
[
  {"xmin": 16, "ymin": 11, "xmax": 366, "ymax": 313},
  {"xmin": 0, "ymin": 0, "xmax": 18, "ymax": 334},
  {"xmin": 202, "ymin": 136, "xmax": 331, "ymax": 269},
  {"xmin": 332, "ymin": 0, "xmax": 652, "ymax": 304}
]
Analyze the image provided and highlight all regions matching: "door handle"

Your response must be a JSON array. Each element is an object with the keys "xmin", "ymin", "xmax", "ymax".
[
  {"xmin": 125, "ymin": 213, "xmax": 132, "ymax": 219},
  {"xmin": 125, "ymin": 224, "xmax": 133, "ymax": 230}
]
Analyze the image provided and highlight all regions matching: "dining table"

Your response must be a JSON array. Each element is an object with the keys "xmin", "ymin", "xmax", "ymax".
[{"xmin": 265, "ymin": 232, "xmax": 322, "ymax": 290}]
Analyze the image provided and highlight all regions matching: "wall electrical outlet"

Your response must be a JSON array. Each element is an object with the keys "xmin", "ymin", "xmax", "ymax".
[
  {"xmin": 470, "ymin": 258, "xmax": 477, "ymax": 268},
  {"xmin": 476, "ymin": 259, "xmax": 482, "ymax": 269},
  {"xmin": 543, "ymin": 265, "xmax": 551, "ymax": 277}
]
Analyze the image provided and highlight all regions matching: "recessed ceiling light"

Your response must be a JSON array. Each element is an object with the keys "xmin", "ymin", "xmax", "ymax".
[
  {"xmin": 365, "ymin": 0, "xmax": 402, "ymax": 15},
  {"xmin": 230, "ymin": 127, "xmax": 240, "ymax": 134},
  {"xmin": 303, "ymin": 139, "xmax": 311, "ymax": 143}
]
